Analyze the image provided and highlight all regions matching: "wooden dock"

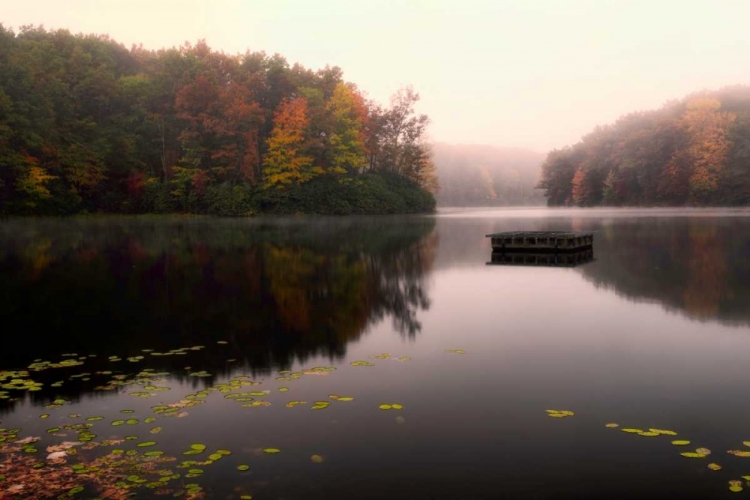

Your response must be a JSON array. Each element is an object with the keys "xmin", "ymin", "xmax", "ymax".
[{"xmin": 486, "ymin": 231, "xmax": 594, "ymax": 252}]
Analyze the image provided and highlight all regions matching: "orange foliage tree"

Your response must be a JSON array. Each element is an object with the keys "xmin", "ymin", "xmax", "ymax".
[{"xmin": 262, "ymin": 98, "xmax": 320, "ymax": 188}]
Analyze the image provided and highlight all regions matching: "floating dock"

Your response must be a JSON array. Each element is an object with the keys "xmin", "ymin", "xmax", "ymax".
[{"xmin": 486, "ymin": 231, "xmax": 594, "ymax": 252}]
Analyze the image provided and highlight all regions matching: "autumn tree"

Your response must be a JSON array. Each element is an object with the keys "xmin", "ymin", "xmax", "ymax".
[
  {"xmin": 683, "ymin": 97, "xmax": 736, "ymax": 202},
  {"xmin": 326, "ymin": 82, "xmax": 367, "ymax": 176},
  {"xmin": 262, "ymin": 98, "xmax": 320, "ymax": 188}
]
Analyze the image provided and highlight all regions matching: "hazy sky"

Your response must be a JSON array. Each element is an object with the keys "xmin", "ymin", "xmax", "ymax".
[{"xmin": 4, "ymin": 0, "xmax": 750, "ymax": 152}]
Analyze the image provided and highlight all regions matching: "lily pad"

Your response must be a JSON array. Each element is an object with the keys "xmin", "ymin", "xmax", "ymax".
[
  {"xmin": 605, "ymin": 423, "xmax": 619, "ymax": 428},
  {"xmin": 696, "ymin": 448, "xmax": 711, "ymax": 455},
  {"xmin": 649, "ymin": 428, "xmax": 677, "ymax": 436},
  {"xmin": 311, "ymin": 454, "xmax": 324, "ymax": 463},
  {"xmin": 680, "ymin": 452, "xmax": 706, "ymax": 458},
  {"xmin": 237, "ymin": 465, "xmax": 250, "ymax": 471},
  {"xmin": 546, "ymin": 410, "xmax": 574, "ymax": 418},
  {"xmin": 350, "ymin": 361, "xmax": 374, "ymax": 367},
  {"xmin": 136, "ymin": 441, "xmax": 157, "ymax": 447},
  {"xmin": 262, "ymin": 448, "xmax": 281, "ymax": 454},
  {"xmin": 672, "ymin": 440, "xmax": 691, "ymax": 445},
  {"xmin": 190, "ymin": 443, "xmax": 207, "ymax": 451},
  {"xmin": 707, "ymin": 463, "xmax": 722, "ymax": 471}
]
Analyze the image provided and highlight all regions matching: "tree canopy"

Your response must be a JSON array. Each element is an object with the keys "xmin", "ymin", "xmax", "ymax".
[
  {"xmin": 0, "ymin": 25, "xmax": 436, "ymax": 215},
  {"xmin": 538, "ymin": 86, "xmax": 750, "ymax": 206}
]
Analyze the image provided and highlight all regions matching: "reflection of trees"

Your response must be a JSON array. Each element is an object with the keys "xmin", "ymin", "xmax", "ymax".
[
  {"xmin": 0, "ymin": 217, "xmax": 438, "ymax": 381},
  {"xmin": 579, "ymin": 218, "xmax": 750, "ymax": 325}
]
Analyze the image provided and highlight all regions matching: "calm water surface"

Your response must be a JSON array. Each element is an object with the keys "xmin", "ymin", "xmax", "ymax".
[{"xmin": 1, "ymin": 208, "xmax": 750, "ymax": 499}]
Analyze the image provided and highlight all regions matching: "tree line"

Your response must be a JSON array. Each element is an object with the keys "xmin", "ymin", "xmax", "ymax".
[
  {"xmin": 0, "ymin": 25, "xmax": 437, "ymax": 215},
  {"xmin": 538, "ymin": 86, "xmax": 750, "ymax": 206}
]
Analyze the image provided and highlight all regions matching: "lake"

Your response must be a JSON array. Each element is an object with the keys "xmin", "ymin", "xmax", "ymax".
[{"xmin": 1, "ymin": 208, "xmax": 750, "ymax": 499}]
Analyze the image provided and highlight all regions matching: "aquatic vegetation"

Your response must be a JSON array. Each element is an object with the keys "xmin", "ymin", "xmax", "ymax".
[
  {"xmin": 729, "ymin": 480, "xmax": 743, "ymax": 492},
  {"xmin": 445, "ymin": 349, "xmax": 466, "ymax": 354},
  {"xmin": 2, "ymin": 334, "xmax": 746, "ymax": 499},
  {"xmin": 546, "ymin": 410, "xmax": 574, "ymax": 418},
  {"xmin": 649, "ymin": 429, "xmax": 677, "ymax": 436},
  {"xmin": 379, "ymin": 403, "xmax": 403, "ymax": 410},
  {"xmin": 350, "ymin": 361, "xmax": 374, "ymax": 367}
]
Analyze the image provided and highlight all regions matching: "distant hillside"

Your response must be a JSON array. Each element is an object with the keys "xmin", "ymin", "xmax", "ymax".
[
  {"xmin": 538, "ymin": 85, "xmax": 750, "ymax": 206},
  {"xmin": 432, "ymin": 143, "xmax": 545, "ymax": 206}
]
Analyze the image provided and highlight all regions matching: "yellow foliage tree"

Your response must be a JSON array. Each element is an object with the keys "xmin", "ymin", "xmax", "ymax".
[{"xmin": 326, "ymin": 83, "xmax": 367, "ymax": 176}]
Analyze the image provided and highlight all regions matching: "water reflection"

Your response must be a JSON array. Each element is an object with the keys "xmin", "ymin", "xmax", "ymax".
[
  {"xmin": 578, "ymin": 216, "xmax": 750, "ymax": 326},
  {"xmin": 433, "ymin": 210, "xmax": 750, "ymax": 326},
  {"xmin": 0, "ymin": 217, "xmax": 437, "ymax": 389},
  {"xmin": 488, "ymin": 249, "xmax": 595, "ymax": 267}
]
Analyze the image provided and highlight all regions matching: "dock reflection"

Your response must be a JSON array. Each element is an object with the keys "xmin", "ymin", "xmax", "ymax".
[{"xmin": 487, "ymin": 248, "xmax": 595, "ymax": 267}]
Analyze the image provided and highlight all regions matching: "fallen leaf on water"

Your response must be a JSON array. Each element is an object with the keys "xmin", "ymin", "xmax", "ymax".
[{"xmin": 47, "ymin": 451, "xmax": 67, "ymax": 460}]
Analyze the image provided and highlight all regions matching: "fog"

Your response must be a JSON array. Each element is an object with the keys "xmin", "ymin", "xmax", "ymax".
[{"xmin": 3, "ymin": 0, "xmax": 750, "ymax": 152}]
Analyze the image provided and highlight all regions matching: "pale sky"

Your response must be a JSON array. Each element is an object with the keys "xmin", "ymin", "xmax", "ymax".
[{"xmin": 3, "ymin": 0, "xmax": 750, "ymax": 153}]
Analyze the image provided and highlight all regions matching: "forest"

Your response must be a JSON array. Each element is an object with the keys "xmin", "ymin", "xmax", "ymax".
[
  {"xmin": 0, "ymin": 26, "xmax": 436, "ymax": 215},
  {"xmin": 538, "ymin": 86, "xmax": 750, "ymax": 206}
]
